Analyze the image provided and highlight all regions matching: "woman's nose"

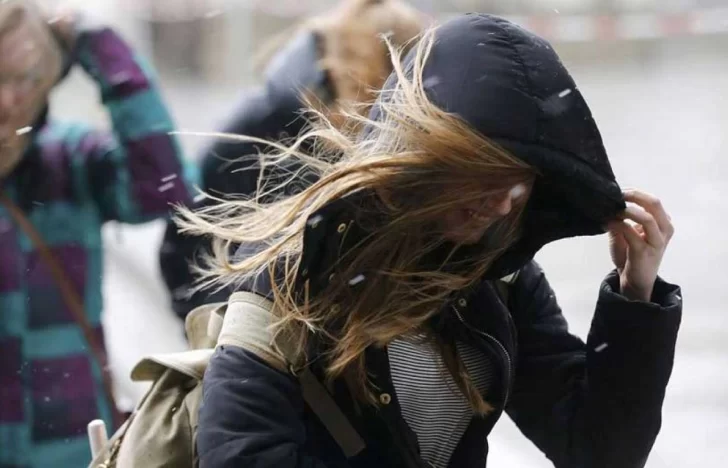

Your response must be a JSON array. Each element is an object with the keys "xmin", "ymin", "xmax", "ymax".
[
  {"xmin": 490, "ymin": 183, "xmax": 528, "ymax": 216},
  {"xmin": 491, "ymin": 193, "xmax": 513, "ymax": 216}
]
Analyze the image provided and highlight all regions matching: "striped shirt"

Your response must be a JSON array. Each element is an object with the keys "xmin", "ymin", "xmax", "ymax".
[{"xmin": 388, "ymin": 335, "xmax": 493, "ymax": 468}]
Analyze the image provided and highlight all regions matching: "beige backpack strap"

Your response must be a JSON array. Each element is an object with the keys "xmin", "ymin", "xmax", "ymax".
[
  {"xmin": 216, "ymin": 292, "xmax": 366, "ymax": 458},
  {"xmin": 216, "ymin": 293, "xmax": 288, "ymax": 372}
]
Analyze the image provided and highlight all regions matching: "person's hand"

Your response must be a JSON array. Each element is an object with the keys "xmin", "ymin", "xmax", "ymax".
[
  {"xmin": 46, "ymin": 9, "xmax": 78, "ymax": 53},
  {"xmin": 607, "ymin": 189, "xmax": 674, "ymax": 302}
]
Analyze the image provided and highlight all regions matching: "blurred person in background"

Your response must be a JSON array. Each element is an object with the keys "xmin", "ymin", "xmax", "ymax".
[
  {"xmin": 158, "ymin": 0, "xmax": 425, "ymax": 320},
  {"xmin": 0, "ymin": 1, "xmax": 194, "ymax": 467},
  {"xmin": 181, "ymin": 14, "xmax": 682, "ymax": 468}
]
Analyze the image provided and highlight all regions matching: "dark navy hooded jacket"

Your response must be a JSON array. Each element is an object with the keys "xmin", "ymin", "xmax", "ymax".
[{"xmin": 196, "ymin": 14, "xmax": 682, "ymax": 468}]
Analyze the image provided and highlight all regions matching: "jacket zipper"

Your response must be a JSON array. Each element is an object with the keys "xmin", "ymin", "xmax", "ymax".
[{"xmin": 452, "ymin": 305, "xmax": 513, "ymax": 409}]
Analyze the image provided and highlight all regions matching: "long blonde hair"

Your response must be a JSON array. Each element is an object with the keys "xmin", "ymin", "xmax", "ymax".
[{"xmin": 178, "ymin": 26, "xmax": 535, "ymax": 414}]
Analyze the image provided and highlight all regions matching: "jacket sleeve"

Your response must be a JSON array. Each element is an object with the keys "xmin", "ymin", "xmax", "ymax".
[
  {"xmin": 199, "ymin": 92, "xmax": 272, "ymax": 199},
  {"xmin": 197, "ymin": 344, "xmax": 349, "ymax": 468},
  {"xmin": 157, "ymin": 98, "xmax": 268, "ymax": 319},
  {"xmin": 158, "ymin": 212, "xmax": 233, "ymax": 320},
  {"xmin": 74, "ymin": 26, "xmax": 195, "ymax": 223},
  {"xmin": 505, "ymin": 261, "xmax": 682, "ymax": 468}
]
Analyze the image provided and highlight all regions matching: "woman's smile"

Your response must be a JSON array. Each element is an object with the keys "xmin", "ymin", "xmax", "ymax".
[{"xmin": 442, "ymin": 183, "xmax": 531, "ymax": 244}]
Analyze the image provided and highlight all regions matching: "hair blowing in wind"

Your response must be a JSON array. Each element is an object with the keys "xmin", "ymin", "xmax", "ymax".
[{"xmin": 176, "ymin": 26, "xmax": 536, "ymax": 413}]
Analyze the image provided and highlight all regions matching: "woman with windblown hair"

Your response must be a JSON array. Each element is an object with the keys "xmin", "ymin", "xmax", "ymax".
[{"xmin": 181, "ymin": 14, "xmax": 682, "ymax": 468}]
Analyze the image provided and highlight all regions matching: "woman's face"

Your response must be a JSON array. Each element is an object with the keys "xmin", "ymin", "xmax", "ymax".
[
  {"xmin": 0, "ymin": 13, "xmax": 60, "ymax": 176},
  {"xmin": 439, "ymin": 182, "xmax": 532, "ymax": 245}
]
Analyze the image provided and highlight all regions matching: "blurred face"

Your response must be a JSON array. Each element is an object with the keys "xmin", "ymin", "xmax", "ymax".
[
  {"xmin": 440, "ymin": 182, "xmax": 532, "ymax": 245},
  {"xmin": 0, "ymin": 13, "xmax": 59, "ymax": 176}
]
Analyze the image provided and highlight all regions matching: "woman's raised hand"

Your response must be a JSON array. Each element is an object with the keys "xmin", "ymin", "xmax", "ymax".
[{"xmin": 607, "ymin": 189, "xmax": 675, "ymax": 302}]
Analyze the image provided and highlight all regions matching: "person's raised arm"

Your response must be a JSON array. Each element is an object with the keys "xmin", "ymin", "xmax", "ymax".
[
  {"xmin": 506, "ymin": 190, "xmax": 681, "ymax": 468},
  {"xmin": 50, "ymin": 13, "xmax": 196, "ymax": 223}
]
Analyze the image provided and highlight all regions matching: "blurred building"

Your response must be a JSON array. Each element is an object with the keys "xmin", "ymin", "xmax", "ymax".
[{"xmin": 113, "ymin": 0, "xmax": 728, "ymax": 88}]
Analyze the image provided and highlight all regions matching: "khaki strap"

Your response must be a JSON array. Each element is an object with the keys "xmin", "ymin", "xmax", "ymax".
[
  {"xmin": 298, "ymin": 367, "xmax": 366, "ymax": 457},
  {"xmin": 218, "ymin": 293, "xmax": 288, "ymax": 372},
  {"xmin": 0, "ymin": 193, "xmax": 124, "ymax": 429},
  {"xmin": 217, "ymin": 292, "xmax": 366, "ymax": 458}
]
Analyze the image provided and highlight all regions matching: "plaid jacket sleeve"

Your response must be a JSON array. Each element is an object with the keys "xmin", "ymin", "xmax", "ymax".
[{"xmin": 73, "ymin": 26, "xmax": 196, "ymax": 223}]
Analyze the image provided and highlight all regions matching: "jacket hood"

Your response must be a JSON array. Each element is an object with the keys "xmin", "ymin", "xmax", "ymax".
[
  {"xmin": 360, "ymin": 14, "xmax": 626, "ymax": 277},
  {"xmin": 263, "ymin": 30, "xmax": 334, "ymax": 117},
  {"xmin": 270, "ymin": 14, "xmax": 626, "ymax": 288}
]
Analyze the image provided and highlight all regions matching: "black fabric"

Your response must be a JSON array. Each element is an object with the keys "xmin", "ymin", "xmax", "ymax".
[
  {"xmin": 197, "ymin": 261, "xmax": 682, "ymax": 468},
  {"xmin": 367, "ymin": 14, "xmax": 626, "ymax": 278},
  {"xmin": 159, "ymin": 31, "xmax": 328, "ymax": 319},
  {"xmin": 196, "ymin": 14, "xmax": 682, "ymax": 468},
  {"xmin": 505, "ymin": 265, "xmax": 682, "ymax": 468}
]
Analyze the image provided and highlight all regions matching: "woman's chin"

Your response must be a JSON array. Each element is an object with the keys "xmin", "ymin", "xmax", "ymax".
[{"xmin": 444, "ymin": 229, "xmax": 486, "ymax": 246}]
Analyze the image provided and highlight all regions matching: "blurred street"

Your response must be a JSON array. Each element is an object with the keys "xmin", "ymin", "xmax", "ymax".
[{"xmin": 45, "ymin": 3, "xmax": 728, "ymax": 467}]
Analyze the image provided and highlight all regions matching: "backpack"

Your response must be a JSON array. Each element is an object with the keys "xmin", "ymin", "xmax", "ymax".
[
  {"xmin": 87, "ymin": 292, "xmax": 365, "ymax": 468},
  {"xmin": 88, "ymin": 277, "xmax": 515, "ymax": 468}
]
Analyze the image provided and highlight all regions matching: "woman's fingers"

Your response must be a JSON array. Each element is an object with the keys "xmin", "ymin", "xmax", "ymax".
[
  {"xmin": 621, "ymin": 205, "xmax": 664, "ymax": 248},
  {"xmin": 610, "ymin": 190, "xmax": 674, "ymax": 301},
  {"xmin": 623, "ymin": 189, "xmax": 674, "ymax": 241},
  {"xmin": 608, "ymin": 220, "xmax": 643, "ymax": 250}
]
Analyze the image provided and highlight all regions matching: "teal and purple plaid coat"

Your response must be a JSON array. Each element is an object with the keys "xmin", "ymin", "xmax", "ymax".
[{"xmin": 0, "ymin": 27, "xmax": 194, "ymax": 467}]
